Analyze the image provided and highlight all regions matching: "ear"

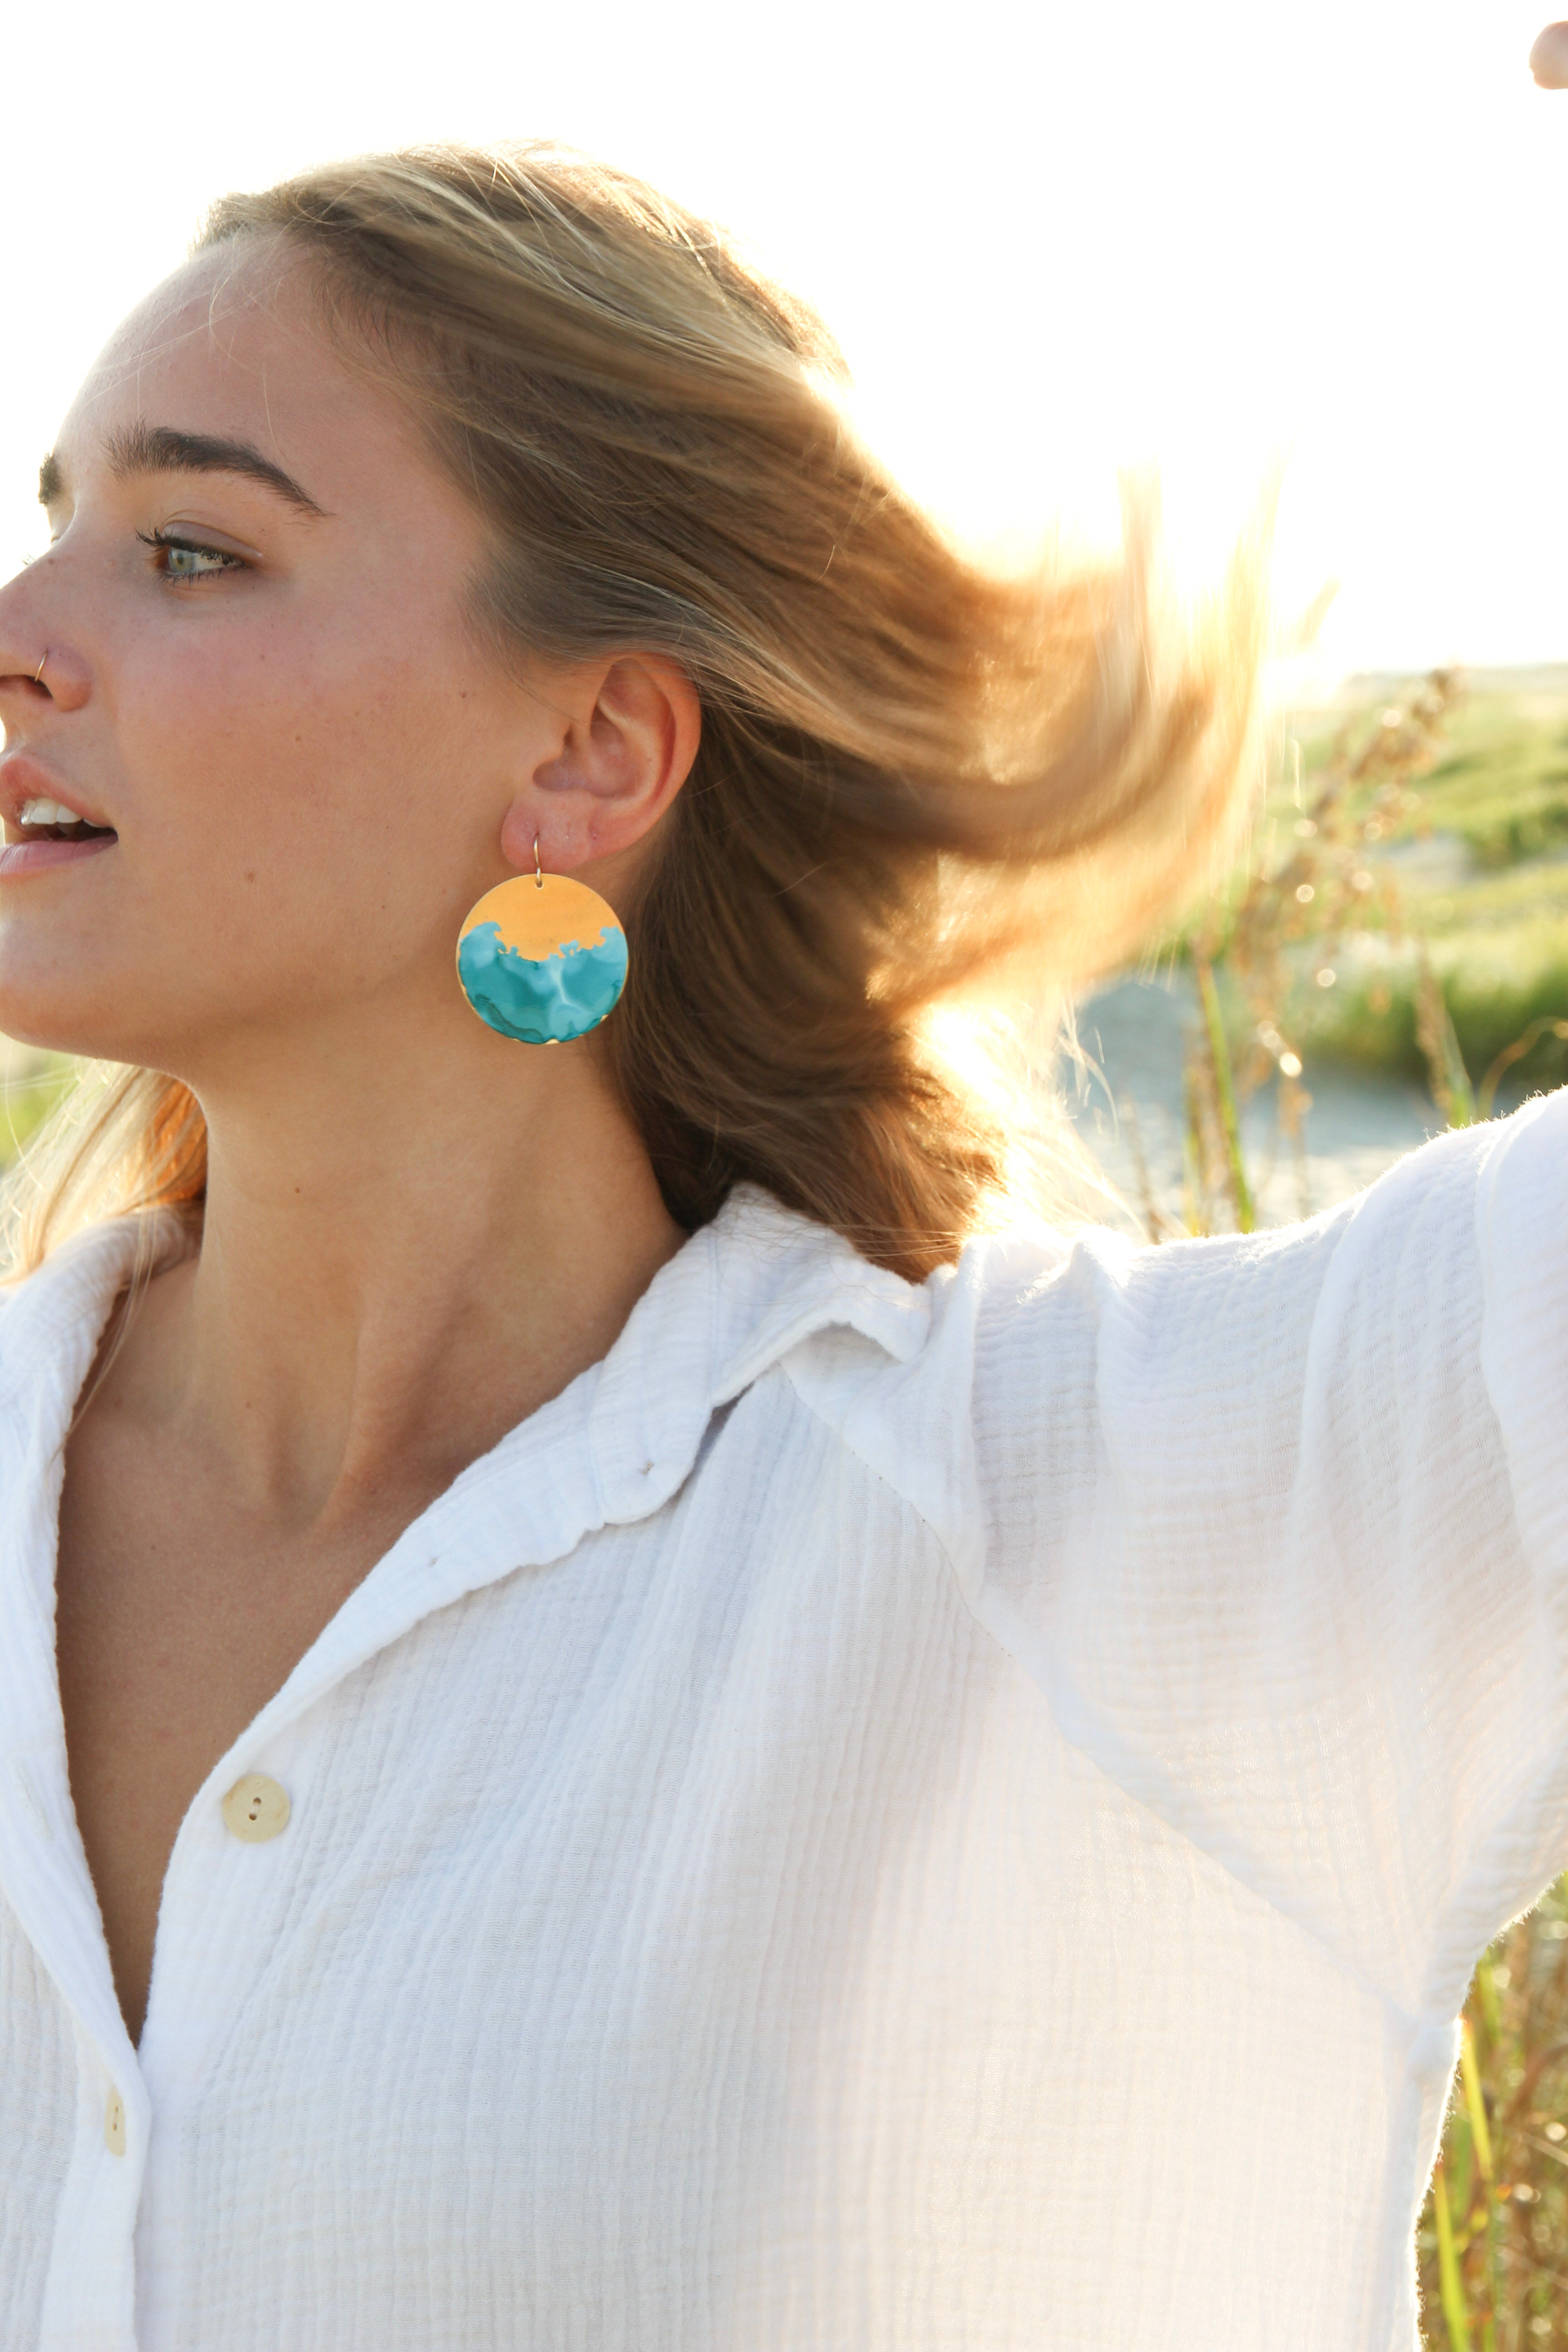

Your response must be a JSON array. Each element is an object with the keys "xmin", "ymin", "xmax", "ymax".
[{"xmin": 500, "ymin": 653, "xmax": 701, "ymax": 876}]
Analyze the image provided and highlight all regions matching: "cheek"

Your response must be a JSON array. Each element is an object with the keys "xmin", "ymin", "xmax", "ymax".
[
  {"xmin": 0, "ymin": 674, "xmax": 460, "ymax": 1074},
  {"xmin": 122, "ymin": 634, "xmax": 466, "ymax": 941},
  {"xmin": 0, "ymin": 586, "xmax": 490, "ymax": 1058}
]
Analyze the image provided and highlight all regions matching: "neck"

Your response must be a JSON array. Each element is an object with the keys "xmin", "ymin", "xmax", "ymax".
[{"xmin": 117, "ymin": 1014, "xmax": 683, "ymax": 1529}]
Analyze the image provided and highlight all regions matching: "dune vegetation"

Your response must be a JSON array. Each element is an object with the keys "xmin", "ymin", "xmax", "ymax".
[{"xmin": 1158, "ymin": 668, "xmax": 1568, "ymax": 1240}]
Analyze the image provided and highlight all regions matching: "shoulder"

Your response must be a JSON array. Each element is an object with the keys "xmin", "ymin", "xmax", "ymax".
[
  {"xmin": 787, "ymin": 1099, "xmax": 1561, "ymax": 1566},
  {"xmin": 966, "ymin": 1096, "xmax": 1553, "ymax": 1374}
]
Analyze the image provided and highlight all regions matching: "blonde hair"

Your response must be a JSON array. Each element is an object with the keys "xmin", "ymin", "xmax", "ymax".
[{"xmin": 2, "ymin": 143, "xmax": 1267, "ymax": 1284}]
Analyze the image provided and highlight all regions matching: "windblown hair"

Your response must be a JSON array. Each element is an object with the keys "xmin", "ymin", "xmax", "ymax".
[{"xmin": 3, "ymin": 143, "xmax": 1268, "ymax": 1282}]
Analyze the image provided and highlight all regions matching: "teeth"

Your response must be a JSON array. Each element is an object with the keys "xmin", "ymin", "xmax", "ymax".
[{"xmin": 18, "ymin": 799, "xmax": 81, "ymax": 826}]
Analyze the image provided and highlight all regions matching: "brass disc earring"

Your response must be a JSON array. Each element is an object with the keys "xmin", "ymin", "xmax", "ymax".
[{"xmin": 456, "ymin": 838, "xmax": 629, "ymax": 1045}]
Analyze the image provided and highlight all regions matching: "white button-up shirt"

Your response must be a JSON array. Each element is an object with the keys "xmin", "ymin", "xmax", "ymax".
[{"xmin": 2, "ymin": 1094, "xmax": 1567, "ymax": 2350}]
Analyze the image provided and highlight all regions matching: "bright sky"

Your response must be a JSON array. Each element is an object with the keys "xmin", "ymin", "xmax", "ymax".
[{"xmin": 3, "ymin": 0, "xmax": 1563, "ymax": 681}]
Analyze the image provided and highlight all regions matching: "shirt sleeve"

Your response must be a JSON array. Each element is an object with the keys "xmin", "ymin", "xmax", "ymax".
[{"xmin": 967, "ymin": 1088, "xmax": 1568, "ymax": 2020}]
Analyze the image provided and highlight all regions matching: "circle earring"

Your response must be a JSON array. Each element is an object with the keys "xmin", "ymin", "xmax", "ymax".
[{"xmin": 456, "ymin": 838, "xmax": 629, "ymax": 1045}]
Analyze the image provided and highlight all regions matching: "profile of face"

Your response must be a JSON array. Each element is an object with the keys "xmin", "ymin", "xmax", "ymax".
[{"xmin": 0, "ymin": 240, "xmax": 693, "ymax": 1090}]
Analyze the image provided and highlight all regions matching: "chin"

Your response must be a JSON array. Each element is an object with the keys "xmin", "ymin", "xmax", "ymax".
[{"xmin": 0, "ymin": 959, "xmax": 164, "ymax": 1066}]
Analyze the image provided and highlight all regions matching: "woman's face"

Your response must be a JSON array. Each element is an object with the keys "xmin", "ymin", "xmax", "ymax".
[{"xmin": 0, "ymin": 239, "xmax": 548, "ymax": 1077}]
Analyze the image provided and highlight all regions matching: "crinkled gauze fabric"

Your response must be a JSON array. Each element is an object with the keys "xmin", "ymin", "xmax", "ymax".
[{"xmin": 0, "ymin": 1092, "xmax": 1566, "ymax": 2350}]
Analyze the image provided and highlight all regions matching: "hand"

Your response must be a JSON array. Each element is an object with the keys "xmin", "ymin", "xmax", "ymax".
[{"xmin": 1529, "ymin": 20, "xmax": 1568, "ymax": 85}]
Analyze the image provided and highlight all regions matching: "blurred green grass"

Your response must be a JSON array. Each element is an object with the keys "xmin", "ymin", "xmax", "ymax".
[
  {"xmin": 1284, "ymin": 674, "xmax": 1568, "ymax": 1099},
  {"xmin": 1402, "ymin": 694, "xmax": 1568, "ymax": 870},
  {"xmin": 0, "ymin": 1052, "xmax": 78, "ymax": 1165},
  {"xmin": 1296, "ymin": 679, "xmax": 1568, "ymax": 864}
]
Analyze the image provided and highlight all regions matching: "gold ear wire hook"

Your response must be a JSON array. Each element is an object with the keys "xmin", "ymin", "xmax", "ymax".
[
  {"xmin": 33, "ymin": 653, "xmax": 46, "ymax": 685},
  {"xmin": 534, "ymin": 835, "xmax": 544, "ymax": 889}
]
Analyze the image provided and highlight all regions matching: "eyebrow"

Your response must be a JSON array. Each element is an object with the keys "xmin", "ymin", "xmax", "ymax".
[{"xmin": 38, "ymin": 422, "xmax": 325, "ymax": 516}]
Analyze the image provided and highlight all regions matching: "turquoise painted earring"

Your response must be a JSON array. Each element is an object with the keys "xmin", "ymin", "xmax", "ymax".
[{"xmin": 456, "ymin": 839, "xmax": 629, "ymax": 1045}]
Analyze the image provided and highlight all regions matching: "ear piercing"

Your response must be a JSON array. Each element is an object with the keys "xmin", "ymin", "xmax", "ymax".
[{"xmin": 33, "ymin": 654, "xmax": 46, "ymax": 684}]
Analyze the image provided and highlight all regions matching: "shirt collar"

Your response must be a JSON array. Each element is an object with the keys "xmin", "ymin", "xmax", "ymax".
[
  {"xmin": 0, "ymin": 1206, "xmax": 190, "ymax": 1422},
  {"xmin": 588, "ymin": 1183, "xmax": 931, "ymax": 1524},
  {"xmin": 0, "ymin": 1182, "xmax": 930, "ymax": 1661}
]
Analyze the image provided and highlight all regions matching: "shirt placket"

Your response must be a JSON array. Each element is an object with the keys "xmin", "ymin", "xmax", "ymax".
[{"xmin": 0, "ymin": 1383, "xmax": 150, "ymax": 2350}]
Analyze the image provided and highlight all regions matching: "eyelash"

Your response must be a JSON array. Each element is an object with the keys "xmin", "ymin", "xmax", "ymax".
[{"xmin": 135, "ymin": 526, "xmax": 249, "ymax": 585}]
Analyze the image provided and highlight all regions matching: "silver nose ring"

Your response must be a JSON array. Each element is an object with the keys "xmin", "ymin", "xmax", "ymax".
[{"xmin": 33, "ymin": 653, "xmax": 46, "ymax": 685}]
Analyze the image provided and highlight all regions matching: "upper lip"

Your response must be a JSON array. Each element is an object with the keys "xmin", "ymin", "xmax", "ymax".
[{"xmin": 0, "ymin": 752, "xmax": 113, "ymax": 833}]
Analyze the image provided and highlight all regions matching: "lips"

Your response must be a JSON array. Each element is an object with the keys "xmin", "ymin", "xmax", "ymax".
[
  {"xmin": 0, "ymin": 752, "xmax": 114, "ymax": 840},
  {"xmin": 0, "ymin": 754, "xmax": 118, "ymax": 882},
  {"xmin": 0, "ymin": 833, "xmax": 116, "ymax": 880}
]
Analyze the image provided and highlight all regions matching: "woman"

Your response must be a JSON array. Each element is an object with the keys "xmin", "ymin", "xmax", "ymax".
[{"xmin": 0, "ymin": 145, "xmax": 1561, "ymax": 2352}]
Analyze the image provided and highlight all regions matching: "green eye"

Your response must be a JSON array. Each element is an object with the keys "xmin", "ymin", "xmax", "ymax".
[
  {"xmin": 136, "ymin": 527, "xmax": 246, "ymax": 583},
  {"xmin": 164, "ymin": 542, "xmax": 231, "ymax": 577}
]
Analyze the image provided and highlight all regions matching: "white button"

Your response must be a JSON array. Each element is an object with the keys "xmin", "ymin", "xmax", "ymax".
[
  {"xmin": 221, "ymin": 1774, "xmax": 291, "ymax": 1843},
  {"xmin": 104, "ymin": 2089, "xmax": 126, "ymax": 2155}
]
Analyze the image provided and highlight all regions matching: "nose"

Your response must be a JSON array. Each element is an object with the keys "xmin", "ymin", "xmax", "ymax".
[{"xmin": 0, "ymin": 569, "xmax": 91, "ymax": 717}]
